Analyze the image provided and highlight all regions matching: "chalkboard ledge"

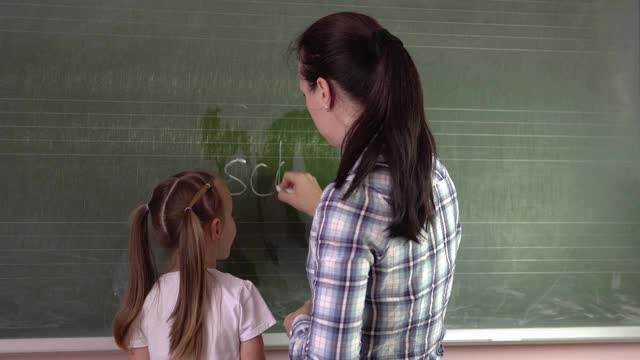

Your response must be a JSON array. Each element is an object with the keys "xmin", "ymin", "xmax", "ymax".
[{"xmin": 1, "ymin": 327, "xmax": 639, "ymax": 353}]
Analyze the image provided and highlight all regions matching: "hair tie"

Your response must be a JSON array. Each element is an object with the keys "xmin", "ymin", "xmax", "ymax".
[
  {"xmin": 369, "ymin": 28, "xmax": 404, "ymax": 57},
  {"xmin": 184, "ymin": 180, "xmax": 213, "ymax": 214},
  {"xmin": 380, "ymin": 28, "xmax": 404, "ymax": 46}
]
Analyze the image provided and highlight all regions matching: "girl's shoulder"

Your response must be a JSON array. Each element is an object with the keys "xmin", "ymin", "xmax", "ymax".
[
  {"xmin": 207, "ymin": 269, "xmax": 256, "ymax": 299},
  {"xmin": 142, "ymin": 270, "xmax": 252, "ymax": 309},
  {"xmin": 207, "ymin": 268, "xmax": 245, "ymax": 286}
]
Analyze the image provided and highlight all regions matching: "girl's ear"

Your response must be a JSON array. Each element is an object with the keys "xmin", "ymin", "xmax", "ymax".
[{"xmin": 207, "ymin": 218, "xmax": 223, "ymax": 243}]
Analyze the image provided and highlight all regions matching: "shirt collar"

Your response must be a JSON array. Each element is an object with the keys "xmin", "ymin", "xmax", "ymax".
[{"xmin": 348, "ymin": 154, "xmax": 389, "ymax": 175}]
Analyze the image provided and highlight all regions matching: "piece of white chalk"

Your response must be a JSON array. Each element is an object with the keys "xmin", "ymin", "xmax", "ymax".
[{"xmin": 276, "ymin": 185, "xmax": 294, "ymax": 193}]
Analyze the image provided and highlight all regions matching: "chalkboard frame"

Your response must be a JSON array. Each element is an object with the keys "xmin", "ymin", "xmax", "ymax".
[{"xmin": 1, "ymin": 326, "xmax": 640, "ymax": 353}]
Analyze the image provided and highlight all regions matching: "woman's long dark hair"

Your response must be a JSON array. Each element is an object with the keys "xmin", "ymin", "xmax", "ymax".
[{"xmin": 297, "ymin": 12, "xmax": 437, "ymax": 241}]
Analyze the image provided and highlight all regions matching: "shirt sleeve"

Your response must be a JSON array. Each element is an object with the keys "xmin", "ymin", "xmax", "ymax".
[
  {"xmin": 127, "ymin": 314, "xmax": 148, "ymax": 349},
  {"xmin": 289, "ymin": 184, "xmax": 375, "ymax": 359},
  {"xmin": 239, "ymin": 280, "xmax": 277, "ymax": 342}
]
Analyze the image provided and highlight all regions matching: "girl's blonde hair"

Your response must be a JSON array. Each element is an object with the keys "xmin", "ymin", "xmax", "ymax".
[{"xmin": 113, "ymin": 171, "xmax": 224, "ymax": 359}]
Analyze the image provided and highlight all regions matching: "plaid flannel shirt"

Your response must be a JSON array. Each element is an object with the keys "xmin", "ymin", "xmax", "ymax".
[{"xmin": 289, "ymin": 159, "xmax": 461, "ymax": 359}]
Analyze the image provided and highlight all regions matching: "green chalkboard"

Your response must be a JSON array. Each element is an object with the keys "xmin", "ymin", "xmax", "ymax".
[{"xmin": 0, "ymin": 0, "xmax": 639, "ymax": 338}]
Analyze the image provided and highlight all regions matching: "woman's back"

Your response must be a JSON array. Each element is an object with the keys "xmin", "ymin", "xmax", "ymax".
[
  {"xmin": 361, "ymin": 159, "xmax": 460, "ymax": 358},
  {"xmin": 129, "ymin": 269, "xmax": 275, "ymax": 360},
  {"xmin": 299, "ymin": 159, "xmax": 461, "ymax": 359}
]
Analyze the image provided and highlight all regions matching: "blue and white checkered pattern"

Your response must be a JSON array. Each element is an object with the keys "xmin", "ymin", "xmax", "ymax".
[{"xmin": 289, "ymin": 159, "xmax": 461, "ymax": 359}]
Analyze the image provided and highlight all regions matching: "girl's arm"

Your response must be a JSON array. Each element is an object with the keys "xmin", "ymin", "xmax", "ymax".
[
  {"xmin": 128, "ymin": 347, "xmax": 150, "ymax": 360},
  {"xmin": 240, "ymin": 334, "xmax": 266, "ymax": 360}
]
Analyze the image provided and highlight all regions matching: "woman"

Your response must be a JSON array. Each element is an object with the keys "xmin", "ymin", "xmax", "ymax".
[{"xmin": 278, "ymin": 12, "xmax": 461, "ymax": 360}]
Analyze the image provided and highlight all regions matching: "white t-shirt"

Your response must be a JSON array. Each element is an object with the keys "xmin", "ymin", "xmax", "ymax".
[{"xmin": 128, "ymin": 269, "xmax": 276, "ymax": 360}]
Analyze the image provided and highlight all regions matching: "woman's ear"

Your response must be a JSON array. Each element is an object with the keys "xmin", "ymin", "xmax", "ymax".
[
  {"xmin": 207, "ymin": 218, "xmax": 223, "ymax": 243},
  {"xmin": 316, "ymin": 77, "xmax": 333, "ymax": 109}
]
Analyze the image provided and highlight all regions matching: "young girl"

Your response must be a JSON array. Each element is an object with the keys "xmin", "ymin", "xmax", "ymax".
[{"xmin": 113, "ymin": 171, "xmax": 276, "ymax": 360}]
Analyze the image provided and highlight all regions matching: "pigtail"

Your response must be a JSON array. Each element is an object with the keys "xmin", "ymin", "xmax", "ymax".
[{"xmin": 113, "ymin": 204, "xmax": 157, "ymax": 349}]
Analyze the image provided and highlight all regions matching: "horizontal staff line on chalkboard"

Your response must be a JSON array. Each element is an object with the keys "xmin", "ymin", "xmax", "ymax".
[
  {"xmin": 193, "ymin": 0, "xmax": 595, "ymax": 17},
  {"xmin": 0, "ymin": 152, "xmax": 334, "ymax": 159},
  {"xmin": 0, "ymin": 99, "xmax": 619, "ymax": 115},
  {"xmin": 463, "ymin": 245, "xmax": 640, "ymax": 249},
  {"xmin": 448, "ymin": 158, "xmax": 636, "ymax": 163},
  {"xmin": 0, "ymin": 15, "xmax": 266, "ymax": 30},
  {"xmin": 0, "ymin": 119, "xmax": 624, "ymax": 128},
  {"xmin": 0, "ymin": 234, "xmax": 124, "ymax": 238},
  {"xmin": 406, "ymin": 44, "xmax": 606, "ymax": 54},
  {"xmin": 459, "ymin": 259, "xmax": 639, "ymax": 262},
  {"xmin": 0, "ymin": 98, "xmax": 303, "ymax": 107},
  {"xmin": 1, "ymin": 153, "xmax": 634, "ymax": 163},
  {"xmin": 397, "ymin": 31, "xmax": 610, "ymax": 42},
  {"xmin": 0, "ymin": 29, "xmax": 285, "ymax": 43},
  {"xmin": 456, "ymin": 271, "xmax": 640, "ymax": 275},
  {"xmin": 0, "ymin": 125, "xmax": 319, "ymax": 133},
  {"xmin": 0, "ymin": 141, "xmax": 607, "ymax": 154},
  {"xmin": 0, "ymin": 125, "xmax": 623, "ymax": 138},
  {"xmin": 461, "ymin": 0, "xmax": 592, "ymax": 6},
  {"xmin": 0, "ymin": 2, "xmax": 595, "ymax": 23},
  {"xmin": 0, "ymin": 29, "xmax": 610, "ymax": 54},
  {"xmin": 0, "ymin": 139, "xmax": 593, "ymax": 152},
  {"xmin": 1, "ymin": 118, "xmax": 629, "ymax": 129},
  {"xmin": 2, "ymin": 112, "xmax": 627, "ymax": 127},
  {"xmin": 0, "ymin": 140, "xmax": 591, "ymax": 152},
  {"xmin": 464, "ymin": 221, "xmax": 640, "ymax": 225},
  {"xmin": 0, "ymin": 16, "xmax": 607, "ymax": 42},
  {"xmin": 378, "ymin": 11, "xmax": 592, "ymax": 28},
  {"xmin": 0, "ymin": 138, "xmax": 333, "ymax": 146},
  {"xmin": 0, "ymin": 19, "xmax": 611, "ymax": 44},
  {"xmin": 0, "ymin": 125, "xmax": 624, "ymax": 136},
  {"xmin": 463, "ymin": 233, "xmax": 637, "ymax": 238},
  {"xmin": 1, "ymin": 109, "xmax": 623, "ymax": 117}
]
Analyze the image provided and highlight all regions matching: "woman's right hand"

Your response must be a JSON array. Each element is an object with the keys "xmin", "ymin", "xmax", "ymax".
[{"xmin": 277, "ymin": 172, "xmax": 322, "ymax": 217}]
